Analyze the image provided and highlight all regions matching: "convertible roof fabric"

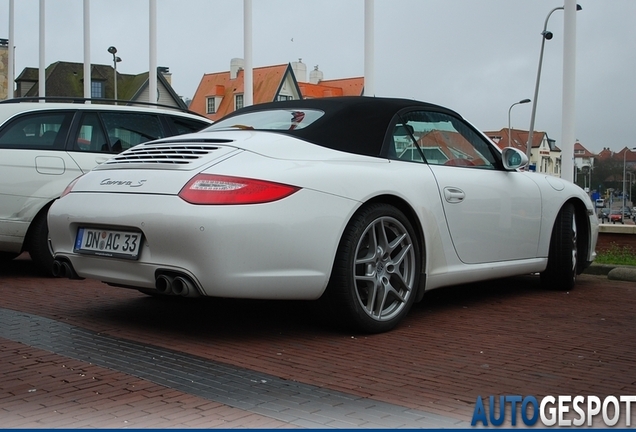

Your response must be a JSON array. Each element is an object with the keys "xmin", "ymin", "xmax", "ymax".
[{"xmin": 217, "ymin": 96, "xmax": 461, "ymax": 157}]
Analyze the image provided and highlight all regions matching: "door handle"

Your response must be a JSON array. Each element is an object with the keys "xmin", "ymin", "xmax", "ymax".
[{"xmin": 443, "ymin": 187, "xmax": 465, "ymax": 203}]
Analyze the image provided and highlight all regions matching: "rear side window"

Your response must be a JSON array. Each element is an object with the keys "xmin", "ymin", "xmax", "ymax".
[
  {"xmin": 74, "ymin": 112, "xmax": 109, "ymax": 152},
  {"xmin": 0, "ymin": 112, "xmax": 73, "ymax": 150},
  {"xmin": 100, "ymin": 112, "xmax": 164, "ymax": 151},
  {"xmin": 167, "ymin": 116, "xmax": 210, "ymax": 135}
]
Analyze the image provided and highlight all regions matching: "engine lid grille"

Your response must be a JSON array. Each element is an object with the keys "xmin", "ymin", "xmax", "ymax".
[{"xmin": 104, "ymin": 140, "xmax": 233, "ymax": 166}]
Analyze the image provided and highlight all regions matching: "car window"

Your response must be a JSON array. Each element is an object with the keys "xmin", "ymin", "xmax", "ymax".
[
  {"xmin": 100, "ymin": 112, "xmax": 165, "ymax": 151},
  {"xmin": 390, "ymin": 111, "xmax": 497, "ymax": 169},
  {"xmin": 167, "ymin": 116, "xmax": 211, "ymax": 135},
  {"xmin": 74, "ymin": 112, "xmax": 109, "ymax": 152},
  {"xmin": 0, "ymin": 112, "xmax": 73, "ymax": 150},
  {"xmin": 205, "ymin": 109, "xmax": 324, "ymax": 131}
]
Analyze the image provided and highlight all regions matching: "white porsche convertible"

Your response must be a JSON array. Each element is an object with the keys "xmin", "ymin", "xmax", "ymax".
[{"xmin": 48, "ymin": 97, "xmax": 598, "ymax": 333}]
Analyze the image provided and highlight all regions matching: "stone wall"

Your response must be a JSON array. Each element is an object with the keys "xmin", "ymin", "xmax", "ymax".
[{"xmin": 596, "ymin": 224, "xmax": 636, "ymax": 252}]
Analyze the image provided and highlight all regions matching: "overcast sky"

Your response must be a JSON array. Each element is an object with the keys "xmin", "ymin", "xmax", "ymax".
[{"xmin": 1, "ymin": 0, "xmax": 634, "ymax": 154}]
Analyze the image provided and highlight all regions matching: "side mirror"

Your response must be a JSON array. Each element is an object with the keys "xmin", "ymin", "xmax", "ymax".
[{"xmin": 501, "ymin": 147, "xmax": 529, "ymax": 171}]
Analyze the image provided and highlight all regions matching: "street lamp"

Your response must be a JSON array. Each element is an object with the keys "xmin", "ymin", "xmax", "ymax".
[
  {"xmin": 526, "ymin": 4, "xmax": 582, "ymax": 166},
  {"xmin": 108, "ymin": 46, "xmax": 122, "ymax": 103},
  {"xmin": 508, "ymin": 98, "xmax": 531, "ymax": 154},
  {"xmin": 622, "ymin": 147, "xmax": 636, "ymax": 220}
]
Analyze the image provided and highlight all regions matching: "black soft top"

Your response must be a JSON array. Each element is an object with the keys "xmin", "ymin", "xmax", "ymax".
[{"xmin": 213, "ymin": 96, "xmax": 462, "ymax": 157}]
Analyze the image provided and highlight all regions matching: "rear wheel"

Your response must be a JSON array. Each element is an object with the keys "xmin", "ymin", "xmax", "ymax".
[
  {"xmin": 27, "ymin": 209, "xmax": 55, "ymax": 276},
  {"xmin": 541, "ymin": 203, "xmax": 578, "ymax": 291},
  {"xmin": 327, "ymin": 203, "xmax": 420, "ymax": 333}
]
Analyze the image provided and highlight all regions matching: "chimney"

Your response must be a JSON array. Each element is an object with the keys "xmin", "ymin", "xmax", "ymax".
[
  {"xmin": 157, "ymin": 66, "xmax": 171, "ymax": 85},
  {"xmin": 230, "ymin": 58, "xmax": 244, "ymax": 79},
  {"xmin": 309, "ymin": 65, "xmax": 323, "ymax": 84},
  {"xmin": 0, "ymin": 39, "xmax": 8, "ymax": 100},
  {"xmin": 291, "ymin": 58, "xmax": 306, "ymax": 83}
]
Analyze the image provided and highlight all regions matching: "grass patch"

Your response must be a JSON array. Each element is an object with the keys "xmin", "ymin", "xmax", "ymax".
[{"xmin": 595, "ymin": 243, "xmax": 636, "ymax": 266}]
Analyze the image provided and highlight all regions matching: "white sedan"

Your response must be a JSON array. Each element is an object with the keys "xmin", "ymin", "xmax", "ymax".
[{"xmin": 48, "ymin": 97, "xmax": 599, "ymax": 333}]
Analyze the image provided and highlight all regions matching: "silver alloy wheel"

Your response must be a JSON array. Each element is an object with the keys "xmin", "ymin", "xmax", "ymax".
[{"xmin": 353, "ymin": 216, "xmax": 416, "ymax": 322}]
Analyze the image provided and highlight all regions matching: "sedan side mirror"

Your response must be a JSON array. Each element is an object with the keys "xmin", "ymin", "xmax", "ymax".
[{"xmin": 501, "ymin": 147, "xmax": 529, "ymax": 171}]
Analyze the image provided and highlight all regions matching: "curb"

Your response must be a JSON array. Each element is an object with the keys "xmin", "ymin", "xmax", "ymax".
[{"xmin": 583, "ymin": 263, "xmax": 636, "ymax": 282}]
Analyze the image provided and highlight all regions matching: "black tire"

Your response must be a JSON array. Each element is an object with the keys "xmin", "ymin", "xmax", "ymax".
[
  {"xmin": 326, "ymin": 203, "xmax": 420, "ymax": 333},
  {"xmin": 27, "ymin": 209, "xmax": 55, "ymax": 276},
  {"xmin": 541, "ymin": 203, "xmax": 578, "ymax": 291},
  {"xmin": 0, "ymin": 252, "xmax": 19, "ymax": 263}
]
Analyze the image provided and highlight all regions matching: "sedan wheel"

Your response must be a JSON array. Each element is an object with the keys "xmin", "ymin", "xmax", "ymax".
[
  {"xmin": 541, "ymin": 203, "xmax": 578, "ymax": 291},
  {"xmin": 0, "ymin": 252, "xmax": 19, "ymax": 263},
  {"xmin": 27, "ymin": 209, "xmax": 55, "ymax": 276},
  {"xmin": 327, "ymin": 203, "xmax": 420, "ymax": 333}
]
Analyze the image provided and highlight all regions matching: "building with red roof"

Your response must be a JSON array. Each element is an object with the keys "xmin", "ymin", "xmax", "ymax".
[
  {"xmin": 190, "ymin": 59, "xmax": 363, "ymax": 121},
  {"xmin": 484, "ymin": 128, "xmax": 561, "ymax": 176}
]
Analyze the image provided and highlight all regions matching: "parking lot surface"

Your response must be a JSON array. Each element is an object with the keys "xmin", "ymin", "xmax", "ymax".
[{"xmin": 1, "ymin": 254, "xmax": 635, "ymax": 428}]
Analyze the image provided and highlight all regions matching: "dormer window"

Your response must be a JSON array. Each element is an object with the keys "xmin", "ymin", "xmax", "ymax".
[
  {"xmin": 91, "ymin": 81, "xmax": 104, "ymax": 98},
  {"xmin": 206, "ymin": 97, "xmax": 216, "ymax": 114}
]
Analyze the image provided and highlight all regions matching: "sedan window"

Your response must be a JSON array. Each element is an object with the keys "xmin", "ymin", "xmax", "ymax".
[
  {"xmin": 74, "ymin": 112, "xmax": 109, "ymax": 152},
  {"xmin": 167, "ymin": 116, "xmax": 211, "ymax": 135},
  {"xmin": 0, "ymin": 112, "xmax": 73, "ymax": 150},
  {"xmin": 100, "ymin": 112, "xmax": 165, "ymax": 151}
]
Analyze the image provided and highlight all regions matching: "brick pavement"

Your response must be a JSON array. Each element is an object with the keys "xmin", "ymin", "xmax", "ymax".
[{"xmin": 1, "ymin": 254, "xmax": 635, "ymax": 428}]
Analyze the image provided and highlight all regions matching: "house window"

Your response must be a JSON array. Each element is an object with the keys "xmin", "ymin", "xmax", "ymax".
[
  {"xmin": 206, "ymin": 97, "xmax": 216, "ymax": 114},
  {"xmin": 91, "ymin": 81, "xmax": 104, "ymax": 98},
  {"xmin": 235, "ymin": 94, "xmax": 244, "ymax": 110},
  {"xmin": 278, "ymin": 95, "xmax": 293, "ymax": 101}
]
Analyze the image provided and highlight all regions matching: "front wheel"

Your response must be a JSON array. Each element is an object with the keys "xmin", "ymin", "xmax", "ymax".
[
  {"xmin": 541, "ymin": 203, "xmax": 578, "ymax": 291},
  {"xmin": 326, "ymin": 203, "xmax": 421, "ymax": 333}
]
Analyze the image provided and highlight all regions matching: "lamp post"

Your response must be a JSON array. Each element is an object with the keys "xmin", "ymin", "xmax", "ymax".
[
  {"xmin": 622, "ymin": 147, "xmax": 636, "ymax": 220},
  {"xmin": 508, "ymin": 98, "xmax": 531, "ymax": 153},
  {"xmin": 526, "ymin": 4, "xmax": 582, "ymax": 167},
  {"xmin": 107, "ymin": 46, "xmax": 121, "ymax": 103}
]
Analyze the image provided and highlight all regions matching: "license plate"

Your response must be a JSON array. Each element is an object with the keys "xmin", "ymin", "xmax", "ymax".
[{"xmin": 74, "ymin": 227, "xmax": 143, "ymax": 260}]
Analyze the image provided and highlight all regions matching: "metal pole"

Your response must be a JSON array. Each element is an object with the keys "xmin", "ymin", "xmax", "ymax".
[
  {"xmin": 243, "ymin": 0, "xmax": 253, "ymax": 106},
  {"xmin": 149, "ymin": 0, "xmax": 157, "ymax": 106},
  {"xmin": 83, "ymin": 0, "xmax": 90, "ymax": 100},
  {"xmin": 113, "ymin": 55, "xmax": 117, "ymax": 103},
  {"xmin": 508, "ymin": 99, "xmax": 531, "ymax": 153},
  {"xmin": 7, "ymin": 0, "xmax": 14, "ymax": 99},
  {"xmin": 623, "ymin": 148, "xmax": 636, "ymax": 219},
  {"xmin": 527, "ymin": 7, "xmax": 563, "ymax": 168},
  {"xmin": 561, "ymin": 0, "xmax": 577, "ymax": 183},
  {"xmin": 364, "ymin": 0, "xmax": 375, "ymax": 96},
  {"xmin": 39, "ymin": 0, "xmax": 45, "ymax": 101}
]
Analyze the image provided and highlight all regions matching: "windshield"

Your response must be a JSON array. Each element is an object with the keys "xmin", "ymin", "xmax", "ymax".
[{"xmin": 204, "ymin": 109, "xmax": 324, "ymax": 132}]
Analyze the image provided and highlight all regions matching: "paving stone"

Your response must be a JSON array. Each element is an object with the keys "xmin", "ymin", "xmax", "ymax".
[{"xmin": 2, "ymin": 258, "xmax": 635, "ymax": 428}]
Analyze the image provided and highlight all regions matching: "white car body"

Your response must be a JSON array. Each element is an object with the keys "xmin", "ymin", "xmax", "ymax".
[
  {"xmin": 48, "ymin": 97, "xmax": 599, "ymax": 333},
  {"xmin": 0, "ymin": 100, "xmax": 212, "ymax": 271}
]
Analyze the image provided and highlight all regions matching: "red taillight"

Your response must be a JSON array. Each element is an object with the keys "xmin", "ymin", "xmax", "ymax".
[{"xmin": 178, "ymin": 174, "xmax": 300, "ymax": 205}]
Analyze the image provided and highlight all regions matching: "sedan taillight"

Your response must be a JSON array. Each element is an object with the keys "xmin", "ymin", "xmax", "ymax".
[
  {"xmin": 178, "ymin": 174, "xmax": 300, "ymax": 205},
  {"xmin": 60, "ymin": 175, "xmax": 84, "ymax": 198}
]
